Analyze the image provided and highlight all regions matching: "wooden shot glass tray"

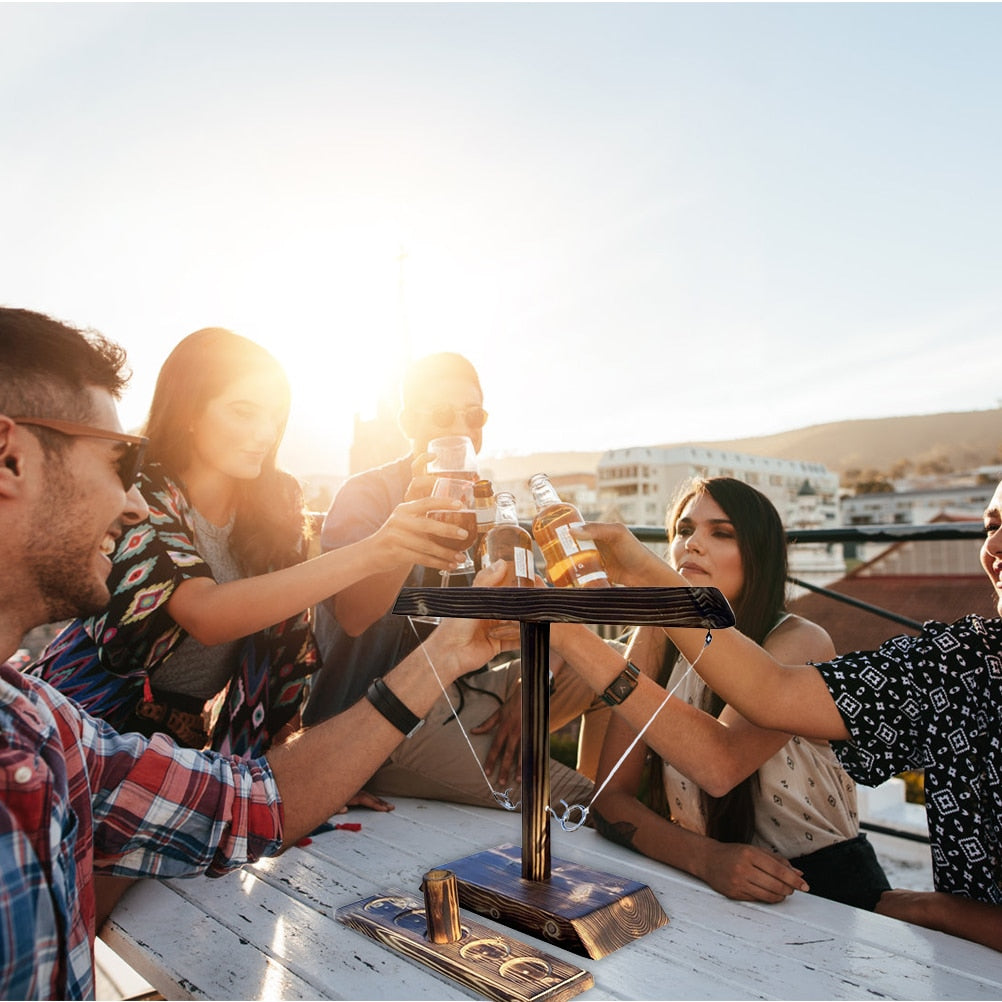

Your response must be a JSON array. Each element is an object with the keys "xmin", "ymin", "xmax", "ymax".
[{"xmin": 337, "ymin": 891, "xmax": 594, "ymax": 1002}]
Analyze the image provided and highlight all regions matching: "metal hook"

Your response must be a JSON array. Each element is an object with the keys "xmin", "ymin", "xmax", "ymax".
[
  {"xmin": 492, "ymin": 788, "xmax": 521, "ymax": 811},
  {"xmin": 550, "ymin": 800, "xmax": 590, "ymax": 832}
]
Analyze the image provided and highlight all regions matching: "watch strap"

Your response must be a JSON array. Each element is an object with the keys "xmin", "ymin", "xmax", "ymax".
[
  {"xmin": 600, "ymin": 660, "xmax": 641, "ymax": 706},
  {"xmin": 366, "ymin": 677, "xmax": 424, "ymax": 737}
]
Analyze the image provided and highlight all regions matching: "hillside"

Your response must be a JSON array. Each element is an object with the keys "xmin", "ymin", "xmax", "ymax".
[
  {"xmin": 480, "ymin": 409, "xmax": 1002, "ymax": 481},
  {"xmin": 683, "ymin": 409, "xmax": 1002, "ymax": 477}
]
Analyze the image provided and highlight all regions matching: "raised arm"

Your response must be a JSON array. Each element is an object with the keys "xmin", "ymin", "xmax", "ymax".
[
  {"xmin": 167, "ymin": 497, "xmax": 465, "ymax": 646},
  {"xmin": 578, "ymin": 522, "xmax": 850, "ymax": 741},
  {"xmin": 328, "ymin": 456, "xmax": 440, "ymax": 637},
  {"xmin": 267, "ymin": 562, "xmax": 510, "ymax": 846},
  {"xmin": 552, "ymin": 623, "xmax": 791, "ymax": 794}
]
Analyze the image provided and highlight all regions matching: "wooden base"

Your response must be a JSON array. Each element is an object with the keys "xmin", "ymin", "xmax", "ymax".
[
  {"xmin": 439, "ymin": 843, "xmax": 668, "ymax": 959},
  {"xmin": 336, "ymin": 891, "xmax": 593, "ymax": 1002}
]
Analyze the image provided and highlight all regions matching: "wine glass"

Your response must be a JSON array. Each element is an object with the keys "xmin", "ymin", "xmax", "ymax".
[
  {"xmin": 428, "ymin": 477, "xmax": 476, "ymax": 584},
  {"xmin": 427, "ymin": 436, "xmax": 478, "ymax": 482}
]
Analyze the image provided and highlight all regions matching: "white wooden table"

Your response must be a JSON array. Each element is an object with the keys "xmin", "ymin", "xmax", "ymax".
[{"xmin": 102, "ymin": 798, "xmax": 1000, "ymax": 1001}]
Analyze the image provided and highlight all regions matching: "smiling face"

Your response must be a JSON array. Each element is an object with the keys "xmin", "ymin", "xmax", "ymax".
[
  {"xmin": 24, "ymin": 387, "xmax": 148, "ymax": 621},
  {"xmin": 980, "ymin": 480, "xmax": 1002, "ymax": 616},
  {"xmin": 668, "ymin": 490, "xmax": 746, "ymax": 605},
  {"xmin": 187, "ymin": 369, "xmax": 289, "ymax": 483}
]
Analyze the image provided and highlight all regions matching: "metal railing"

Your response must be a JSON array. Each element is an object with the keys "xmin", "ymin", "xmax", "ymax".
[{"xmin": 624, "ymin": 520, "xmax": 985, "ymax": 632}]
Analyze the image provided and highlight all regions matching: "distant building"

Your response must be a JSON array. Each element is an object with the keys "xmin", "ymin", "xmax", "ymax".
[
  {"xmin": 841, "ymin": 484, "xmax": 993, "ymax": 526},
  {"xmin": 349, "ymin": 402, "xmax": 408, "ymax": 475},
  {"xmin": 596, "ymin": 445, "xmax": 840, "ymax": 527},
  {"xmin": 595, "ymin": 445, "xmax": 844, "ymax": 592}
]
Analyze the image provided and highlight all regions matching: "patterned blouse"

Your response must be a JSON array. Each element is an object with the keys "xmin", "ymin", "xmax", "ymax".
[
  {"xmin": 816, "ymin": 614, "xmax": 1002, "ymax": 904},
  {"xmin": 31, "ymin": 464, "xmax": 317, "ymax": 758},
  {"xmin": 663, "ymin": 655, "xmax": 859, "ymax": 858}
]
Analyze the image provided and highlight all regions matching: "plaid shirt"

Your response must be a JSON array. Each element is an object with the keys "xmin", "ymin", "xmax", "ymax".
[{"xmin": 0, "ymin": 664, "xmax": 284, "ymax": 1000}]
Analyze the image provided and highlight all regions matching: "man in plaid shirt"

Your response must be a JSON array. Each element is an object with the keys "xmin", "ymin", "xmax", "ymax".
[{"xmin": 0, "ymin": 308, "xmax": 508, "ymax": 999}]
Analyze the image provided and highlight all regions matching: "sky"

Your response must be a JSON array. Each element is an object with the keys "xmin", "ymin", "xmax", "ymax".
[{"xmin": 3, "ymin": 2, "xmax": 1001, "ymax": 476}]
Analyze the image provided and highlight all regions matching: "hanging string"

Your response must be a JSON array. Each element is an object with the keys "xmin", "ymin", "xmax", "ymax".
[
  {"xmin": 408, "ymin": 616, "xmax": 715, "ymax": 828},
  {"xmin": 551, "ymin": 629, "xmax": 713, "ymax": 831},
  {"xmin": 408, "ymin": 617, "xmax": 518, "ymax": 809}
]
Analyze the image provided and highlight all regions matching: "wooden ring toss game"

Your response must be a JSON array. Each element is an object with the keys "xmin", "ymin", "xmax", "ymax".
[{"xmin": 336, "ymin": 586, "xmax": 734, "ymax": 999}]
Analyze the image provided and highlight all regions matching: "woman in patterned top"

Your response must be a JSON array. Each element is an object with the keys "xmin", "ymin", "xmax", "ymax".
[
  {"xmin": 554, "ymin": 477, "xmax": 890, "ymax": 910},
  {"xmin": 32, "ymin": 327, "xmax": 470, "ymax": 758},
  {"xmin": 561, "ymin": 481, "xmax": 1002, "ymax": 951}
]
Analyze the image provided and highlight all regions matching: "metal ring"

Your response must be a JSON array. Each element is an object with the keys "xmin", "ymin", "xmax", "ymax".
[
  {"xmin": 551, "ymin": 800, "xmax": 590, "ymax": 832},
  {"xmin": 492, "ymin": 788, "xmax": 520, "ymax": 811}
]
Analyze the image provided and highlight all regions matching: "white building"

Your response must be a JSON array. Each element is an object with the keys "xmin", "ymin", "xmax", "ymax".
[
  {"xmin": 841, "ymin": 484, "xmax": 994, "ymax": 526},
  {"xmin": 595, "ymin": 445, "xmax": 845, "ymax": 592},
  {"xmin": 596, "ymin": 445, "xmax": 840, "ymax": 529}
]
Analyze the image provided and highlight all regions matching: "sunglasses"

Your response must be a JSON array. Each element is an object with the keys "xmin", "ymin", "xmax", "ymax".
[
  {"xmin": 414, "ymin": 405, "xmax": 488, "ymax": 430},
  {"xmin": 12, "ymin": 416, "xmax": 148, "ymax": 491}
]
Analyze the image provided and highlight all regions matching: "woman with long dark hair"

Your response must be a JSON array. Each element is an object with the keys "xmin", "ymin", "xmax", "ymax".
[
  {"xmin": 552, "ymin": 477, "xmax": 890, "ymax": 909},
  {"xmin": 33, "ymin": 327, "xmax": 467, "ymax": 758}
]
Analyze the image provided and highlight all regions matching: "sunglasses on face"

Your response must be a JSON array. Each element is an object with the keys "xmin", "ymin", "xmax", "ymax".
[
  {"xmin": 12, "ymin": 417, "xmax": 148, "ymax": 491},
  {"xmin": 414, "ymin": 405, "xmax": 488, "ymax": 430}
]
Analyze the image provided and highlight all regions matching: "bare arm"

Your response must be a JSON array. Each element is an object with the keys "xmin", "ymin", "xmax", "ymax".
[
  {"xmin": 330, "ymin": 458, "xmax": 440, "ymax": 637},
  {"xmin": 592, "ymin": 711, "xmax": 808, "ymax": 902},
  {"xmin": 167, "ymin": 497, "xmax": 465, "ymax": 646},
  {"xmin": 267, "ymin": 562, "xmax": 510, "ymax": 846},
  {"xmin": 876, "ymin": 891, "xmax": 1002, "ymax": 952},
  {"xmin": 580, "ymin": 522, "xmax": 850, "ymax": 741}
]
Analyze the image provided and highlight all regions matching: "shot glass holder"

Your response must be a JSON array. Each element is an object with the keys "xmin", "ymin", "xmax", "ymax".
[{"xmin": 336, "ymin": 585, "xmax": 734, "ymax": 998}]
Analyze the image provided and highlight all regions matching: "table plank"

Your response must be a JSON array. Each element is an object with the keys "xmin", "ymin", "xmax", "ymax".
[{"xmin": 103, "ymin": 800, "xmax": 1001, "ymax": 1001}]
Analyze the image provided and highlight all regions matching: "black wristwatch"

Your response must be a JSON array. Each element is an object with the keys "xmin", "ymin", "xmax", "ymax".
[
  {"xmin": 600, "ymin": 661, "xmax": 641, "ymax": 706},
  {"xmin": 366, "ymin": 677, "xmax": 425, "ymax": 737}
]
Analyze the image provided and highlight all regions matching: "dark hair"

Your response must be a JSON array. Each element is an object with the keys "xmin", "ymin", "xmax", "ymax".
[
  {"xmin": 401, "ymin": 352, "xmax": 481, "ymax": 410},
  {"xmin": 0, "ymin": 306, "xmax": 130, "ymax": 422},
  {"xmin": 648, "ymin": 476, "xmax": 788, "ymax": 844},
  {"xmin": 143, "ymin": 327, "xmax": 309, "ymax": 575}
]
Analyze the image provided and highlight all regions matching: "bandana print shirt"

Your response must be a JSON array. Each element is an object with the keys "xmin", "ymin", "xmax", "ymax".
[{"xmin": 815, "ymin": 615, "xmax": 1001, "ymax": 904}]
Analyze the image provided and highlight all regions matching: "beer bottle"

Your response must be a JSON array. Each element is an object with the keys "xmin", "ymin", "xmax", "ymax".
[
  {"xmin": 528, "ymin": 473, "xmax": 610, "ymax": 589},
  {"xmin": 472, "ymin": 479, "xmax": 496, "ymax": 568},
  {"xmin": 484, "ymin": 492, "xmax": 535, "ymax": 586}
]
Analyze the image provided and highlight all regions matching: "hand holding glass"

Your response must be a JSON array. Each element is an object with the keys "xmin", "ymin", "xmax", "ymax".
[{"xmin": 428, "ymin": 478, "xmax": 477, "ymax": 582}]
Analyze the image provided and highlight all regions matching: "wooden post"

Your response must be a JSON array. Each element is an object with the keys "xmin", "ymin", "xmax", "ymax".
[{"xmin": 520, "ymin": 621, "xmax": 550, "ymax": 882}]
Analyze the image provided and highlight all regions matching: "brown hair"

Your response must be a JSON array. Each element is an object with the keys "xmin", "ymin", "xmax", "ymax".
[
  {"xmin": 0, "ymin": 307, "xmax": 130, "ymax": 446},
  {"xmin": 648, "ymin": 477, "xmax": 788, "ymax": 843},
  {"xmin": 144, "ymin": 327, "xmax": 309, "ymax": 575}
]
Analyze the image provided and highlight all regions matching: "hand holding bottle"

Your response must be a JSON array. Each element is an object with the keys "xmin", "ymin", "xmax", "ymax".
[
  {"xmin": 529, "ymin": 473, "xmax": 610, "ymax": 589},
  {"xmin": 572, "ymin": 520, "xmax": 673, "ymax": 587}
]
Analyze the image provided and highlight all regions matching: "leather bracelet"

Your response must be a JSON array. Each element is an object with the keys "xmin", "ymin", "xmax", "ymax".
[
  {"xmin": 600, "ymin": 661, "xmax": 641, "ymax": 706},
  {"xmin": 366, "ymin": 677, "xmax": 424, "ymax": 738}
]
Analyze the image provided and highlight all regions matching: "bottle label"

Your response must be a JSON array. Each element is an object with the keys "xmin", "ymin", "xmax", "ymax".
[
  {"xmin": 574, "ymin": 570, "xmax": 608, "ymax": 587},
  {"xmin": 553, "ymin": 523, "xmax": 580, "ymax": 554},
  {"xmin": 514, "ymin": 546, "xmax": 533, "ymax": 579}
]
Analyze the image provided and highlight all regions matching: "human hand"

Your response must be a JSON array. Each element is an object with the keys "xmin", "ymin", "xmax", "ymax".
[
  {"xmin": 431, "ymin": 561, "xmax": 520, "ymax": 677},
  {"xmin": 697, "ymin": 841, "xmax": 808, "ymax": 902},
  {"xmin": 365, "ymin": 497, "xmax": 469, "ymax": 574},
  {"xmin": 404, "ymin": 452, "xmax": 438, "ymax": 501},
  {"xmin": 575, "ymin": 521, "xmax": 672, "ymax": 587},
  {"xmin": 472, "ymin": 680, "xmax": 522, "ymax": 788},
  {"xmin": 331, "ymin": 790, "xmax": 396, "ymax": 814}
]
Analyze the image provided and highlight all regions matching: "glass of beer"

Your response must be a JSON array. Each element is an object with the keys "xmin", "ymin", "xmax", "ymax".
[
  {"xmin": 427, "ymin": 436, "xmax": 478, "ymax": 482},
  {"xmin": 429, "ymin": 477, "xmax": 477, "ymax": 583}
]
